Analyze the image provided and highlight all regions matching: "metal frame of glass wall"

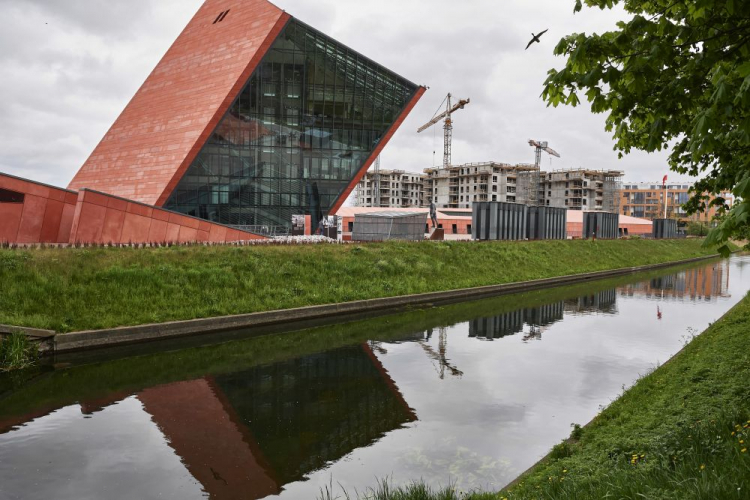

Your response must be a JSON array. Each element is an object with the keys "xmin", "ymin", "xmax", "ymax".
[{"xmin": 165, "ymin": 19, "xmax": 419, "ymax": 232}]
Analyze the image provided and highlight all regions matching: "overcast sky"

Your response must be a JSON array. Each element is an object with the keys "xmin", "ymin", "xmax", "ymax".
[{"xmin": 0, "ymin": 0, "xmax": 687, "ymax": 190}]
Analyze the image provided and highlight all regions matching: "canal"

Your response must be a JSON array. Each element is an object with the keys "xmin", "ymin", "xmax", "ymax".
[{"xmin": 0, "ymin": 255, "xmax": 748, "ymax": 499}]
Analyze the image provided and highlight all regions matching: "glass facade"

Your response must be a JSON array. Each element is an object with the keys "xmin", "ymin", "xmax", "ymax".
[{"xmin": 164, "ymin": 19, "xmax": 419, "ymax": 231}]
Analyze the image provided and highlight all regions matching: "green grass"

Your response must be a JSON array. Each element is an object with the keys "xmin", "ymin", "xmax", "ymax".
[
  {"xmin": 0, "ymin": 332, "xmax": 37, "ymax": 372},
  {"xmin": 0, "ymin": 265, "xmax": 693, "ymax": 422},
  {"xmin": 0, "ymin": 239, "xmax": 719, "ymax": 332},
  {"xmin": 318, "ymin": 478, "xmax": 498, "ymax": 500},
  {"xmin": 494, "ymin": 291, "xmax": 750, "ymax": 500},
  {"xmin": 320, "ymin": 291, "xmax": 750, "ymax": 500}
]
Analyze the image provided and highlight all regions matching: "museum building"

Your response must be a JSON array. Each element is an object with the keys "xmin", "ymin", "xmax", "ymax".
[{"xmin": 0, "ymin": 0, "xmax": 424, "ymax": 244}]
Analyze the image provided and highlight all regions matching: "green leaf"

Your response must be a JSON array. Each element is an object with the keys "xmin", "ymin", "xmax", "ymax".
[{"xmin": 544, "ymin": 0, "xmax": 750, "ymax": 247}]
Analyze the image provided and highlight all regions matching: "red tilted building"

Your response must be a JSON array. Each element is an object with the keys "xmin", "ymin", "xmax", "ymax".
[{"xmin": 0, "ymin": 0, "xmax": 424, "ymax": 245}]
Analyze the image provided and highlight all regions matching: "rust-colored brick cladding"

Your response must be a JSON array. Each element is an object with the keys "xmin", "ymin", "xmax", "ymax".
[
  {"xmin": 68, "ymin": 189, "xmax": 265, "ymax": 245},
  {"xmin": 1, "ymin": 172, "xmax": 265, "ymax": 244},
  {"xmin": 68, "ymin": 0, "xmax": 290, "ymax": 206},
  {"xmin": 0, "ymin": 173, "xmax": 78, "ymax": 244}
]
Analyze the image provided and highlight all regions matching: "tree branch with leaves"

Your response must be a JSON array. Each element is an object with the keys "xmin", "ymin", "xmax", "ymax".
[{"xmin": 544, "ymin": 0, "xmax": 750, "ymax": 255}]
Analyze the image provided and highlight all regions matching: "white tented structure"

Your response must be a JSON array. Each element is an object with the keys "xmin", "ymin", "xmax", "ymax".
[{"xmin": 351, "ymin": 212, "xmax": 427, "ymax": 242}]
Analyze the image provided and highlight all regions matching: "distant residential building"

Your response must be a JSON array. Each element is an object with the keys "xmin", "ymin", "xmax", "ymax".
[
  {"xmin": 535, "ymin": 169, "xmax": 624, "ymax": 212},
  {"xmin": 355, "ymin": 169, "xmax": 425, "ymax": 208},
  {"xmin": 620, "ymin": 182, "xmax": 733, "ymax": 222},
  {"xmin": 356, "ymin": 164, "xmax": 627, "ymax": 213},
  {"xmin": 423, "ymin": 162, "xmax": 538, "ymax": 209}
]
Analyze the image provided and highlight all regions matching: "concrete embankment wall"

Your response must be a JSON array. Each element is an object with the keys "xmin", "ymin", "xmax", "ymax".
[{"xmin": 45, "ymin": 254, "xmax": 719, "ymax": 353}]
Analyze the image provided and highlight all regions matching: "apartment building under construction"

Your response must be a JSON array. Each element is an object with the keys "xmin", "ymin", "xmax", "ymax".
[
  {"xmin": 423, "ymin": 162, "xmax": 538, "ymax": 208},
  {"xmin": 355, "ymin": 164, "xmax": 624, "ymax": 211},
  {"xmin": 538, "ymin": 169, "xmax": 624, "ymax": 212},
  {"xmin": 355, "ymin": 169, "xmax": 425, "ymax": 208}
]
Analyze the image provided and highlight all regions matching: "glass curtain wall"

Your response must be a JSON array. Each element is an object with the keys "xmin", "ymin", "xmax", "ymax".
[{"xmin": 164, "ymin": 20, "xmax": 419, "ymax": 232}]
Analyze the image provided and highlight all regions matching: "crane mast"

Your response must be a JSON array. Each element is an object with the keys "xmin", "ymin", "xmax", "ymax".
[
  {"xmin": 527, "ymin": 140, "xmax": 561, "ymax": 206},
  {"xmin": 417, "ymin": 93, "xmax": 470, "ymax": 168}
]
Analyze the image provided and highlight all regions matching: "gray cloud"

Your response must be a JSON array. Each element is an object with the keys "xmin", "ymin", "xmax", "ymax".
[{"xmin": 0, "ymin": 0, "xmax": 685, "ymax": 189}]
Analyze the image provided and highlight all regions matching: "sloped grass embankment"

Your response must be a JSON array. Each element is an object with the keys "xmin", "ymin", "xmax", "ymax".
[{"xmin": 0, "ymin": 239, "xmax": 718, "ymax": 332}]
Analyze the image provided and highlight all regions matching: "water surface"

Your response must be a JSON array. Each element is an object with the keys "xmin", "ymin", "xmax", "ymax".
[{"xmin": 1, "ymin": 255, "xmax": 748, "ymax": 499}]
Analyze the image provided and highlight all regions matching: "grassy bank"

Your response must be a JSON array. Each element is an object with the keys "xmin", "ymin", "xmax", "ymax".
[
  {"xmin": 0, "ymin": 239, "xmax": 718, "ymax": 332},
  {"xmin": 0, "ymin": 332, "xmax": 37, "ymax": 372},
  {"xmin": 320, "ymin": 290, "xmax": 750, "ymax": 500},
  {"xmin": 0, "ymin": 264, "xmax": 694, "ymax": 423},
  {"xmin": 495, "ymin": 291, "xmax": 750, "ymax": 499}
]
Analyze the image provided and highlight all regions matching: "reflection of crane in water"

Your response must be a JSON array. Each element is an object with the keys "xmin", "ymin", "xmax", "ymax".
[
  {"xmin": 368, "ymin": 341, "xmax": 388, "ymax": 355},
  {"xmin": 523, "ymin": 324, "xmax": 542, "ymax": 342},
  {"xmin": 523, "ymin": 322, "xmax": 555, "ymax": 342},
  {"xmin": 420, "ymin": 328, "xmax": 463, "ymax": 379}
]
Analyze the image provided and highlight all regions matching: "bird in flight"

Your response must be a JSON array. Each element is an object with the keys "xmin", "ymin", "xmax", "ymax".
[{"xmin": 525, "ymin": 29, "xmax": 548, "ymax": 50}]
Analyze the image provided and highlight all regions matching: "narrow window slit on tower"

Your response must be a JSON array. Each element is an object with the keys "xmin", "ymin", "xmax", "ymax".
[
  {"xmin": 213, "ymin": 12, "xmax": 224, "ymax": 24},
  {"xmin": 218, "ymin": 9, "xmax": 230, "ymax": 22},
  {"xmin": 0, "ymin": 188, "xmax": 24, "ymax": 204}
]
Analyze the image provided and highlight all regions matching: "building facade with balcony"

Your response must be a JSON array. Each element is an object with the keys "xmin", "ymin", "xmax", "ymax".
[
  {"xmin": 620, "ymin": 182, "xmax": 733, "ymax": 222},
  {"xmin": 538, "ymin": 169, "xmax": 624, "ymax": 212},
  {"xmin": 355, "ymin": 170, "xmax": 425, "ymax": 208},
  {"xmin": 423, "ymin": 162, "xmax": 538, "ymax": 209}
]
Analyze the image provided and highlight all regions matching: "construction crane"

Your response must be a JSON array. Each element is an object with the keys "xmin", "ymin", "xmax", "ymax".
[
  {"xmin": 527, "ymin": 140, "xmax": 561, "ymax": 206},
  {"xmin": 419, "ymin": 327, "xmax": 463, "ymax": 380},
  {"xmin": 418, "ymin": 93, "xmax": 471, "ymax": 168}
]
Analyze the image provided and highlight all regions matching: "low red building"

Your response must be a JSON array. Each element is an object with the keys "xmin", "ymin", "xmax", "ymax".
[
  {"xmin": 0, "ymin": 173, "xmax": 265, "ymax": 245},
  {"xmin": 0, "ymin": 174, "xmax": 78, "ymax": 244},
  {"xmin": 565, "ymin": 210, "xmax": 652, "ymax": 238},
  {"xmin": 337, "ymin": 206, "xmax": 653, "ymax": 241}
]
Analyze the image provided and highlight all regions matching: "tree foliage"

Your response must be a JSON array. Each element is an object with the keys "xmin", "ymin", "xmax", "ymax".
[{"xmin": 543, "ymin": 0, "xmax": 750, "ymax": 255}]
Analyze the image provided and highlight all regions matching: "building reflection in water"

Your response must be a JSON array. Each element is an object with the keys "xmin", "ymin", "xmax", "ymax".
[
  {"xmin": 464, "ymin": 260, "xmax": 729, "ymax": 345},
  {"xmin": 617, "ymin": 261, "xmax": 730, "ymax": 301},
  {"xmin": 468, "ymin": 289, "xmax": 617, "ymax": 342},
  {"xmin": 565, "ymin": 289, "xmax": 618, "ymax": 315},
  {"xmin": 0, "ymin": 260, "xmax": 733, "ymax": 500},
  {"xmin": 136, "ymin": 343, "xmax": 416, "ymax": 500}
]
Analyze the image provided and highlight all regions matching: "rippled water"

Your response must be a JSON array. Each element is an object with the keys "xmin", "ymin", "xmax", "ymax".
[{"xmin": 1, "ymin": 255, "xmax": 748, "ymax": 500}]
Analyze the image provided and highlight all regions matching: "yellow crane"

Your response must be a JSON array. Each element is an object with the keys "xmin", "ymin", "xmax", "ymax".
[{"xmin": 417, "ymin": 93, "xmax": 470, "ymax": 168}]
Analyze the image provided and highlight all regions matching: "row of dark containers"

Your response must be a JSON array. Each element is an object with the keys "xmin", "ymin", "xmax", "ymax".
[{"xmin": 472, "ymin": 202, "xmax": 677, "ymax": 241}]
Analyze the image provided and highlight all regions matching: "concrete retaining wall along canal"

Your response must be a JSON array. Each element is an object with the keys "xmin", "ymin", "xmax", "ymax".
[
  {"xmin": 1, "ymin": 324, "xmax": 56, "ymax": 354},
  {"xmin": 44, "ymin": 254, "xmax": 721, "ymax": 353}
]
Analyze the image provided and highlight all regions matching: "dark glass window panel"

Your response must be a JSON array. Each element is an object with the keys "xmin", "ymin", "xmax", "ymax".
[
  {"xmin": 0, "ymin": 188, "xmax": 24, "ymax": 203},
  {"xmin": 164, "ymin": 19, "xmax": 418, "ymax": 231}
]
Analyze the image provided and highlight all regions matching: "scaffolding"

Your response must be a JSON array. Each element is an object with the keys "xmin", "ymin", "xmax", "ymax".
[
  {"xmin": 603, "ymin": 173, "xmax": 623, "ymax": 214},
  {"xmin": 515, "ymin": 165, "xmax": 542, "ymax": 207}
]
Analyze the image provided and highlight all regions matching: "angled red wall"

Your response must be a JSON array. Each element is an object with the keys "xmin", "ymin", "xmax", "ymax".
[
  {"xmin": 68, "ymin": 189, "xmax": 266, "ymax": 244},
  {"xmin": 139, "ymin": 379, "xmax": 280, "ymax": 499},
  {"xmin": 68, "ymin": 0, "xmax": 289, "ymax": 206},
  {"xmin": 0, "ymin": 173, "xmax": 78, "ymax": 244}
]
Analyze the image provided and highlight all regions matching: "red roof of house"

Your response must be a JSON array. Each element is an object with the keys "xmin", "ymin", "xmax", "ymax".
[{"xmin": 68, "ymin": 0, "xmax": 290, "ymax": 206}]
